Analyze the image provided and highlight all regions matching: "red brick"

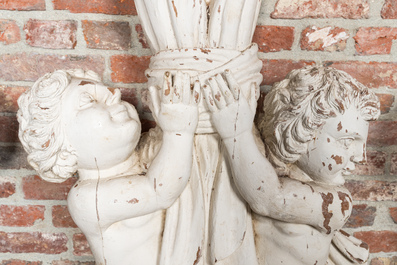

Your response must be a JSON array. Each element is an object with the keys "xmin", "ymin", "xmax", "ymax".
[
  {"xmin": 52, "ymin": 205, "xmax": 77, "ymax": 228},
  {"xmin": 23, "ymin": 175, "xmax": 77, "ymax": 200},
  {"xmin": 135, "ymin": 24, "xmax": 149, "ymax": 49},
  {"xmin": 0, "ymin": 20, "xmax": 21, "ymax": 45},
  {"xmin": 376, "ymin": 93, "xmax": 395, "ymax": 114},
  {"xmin": 0, "ymin": 146, "xmax": 31, "ymax": 170},
  {"xmin": 390, "ymin": 208, "xmax": 397, "ymax": 224},
  {"xmin": 0, "ymin": 86, "xmax": 28, "ymax": 113},
  {"xmin": 24, "ymin": 19, "xmax": 77, "ymax": 49},
  {"xmin": 1, "ymin": 260, "xmax": 42, "ymax": 265},
  {"xmin": 0, "ymin": 53, "xmax": 104, "ymax": 82},
  {"xmin": 82, "ymin": 20, "xmax": 131, "ymax": 50},
  {"xmin": 0, "ymin": 116, "xmax": 19, "ymax": 143},
  {"xmin": 326, "ymin": 61, "xmax": 397, "ymax": 89},
  {"xmin": 353, "ymin": 151, "xmax": 386, "ymax": 176},
  {"xmin": 0, "ymin": 0, "xmax": 45, "ymax": 11},
  {"xmin": 344, "ymin": 204, "xmax": 376, "ymax": 228},
  {"xmin": 119, "ymin": 87, "xmax": 139, "ymax": 109},
  {"xmin": 382, "ymin": 0, "xmax": 397, "ymax": 19},
  {"xmin": 111, "ymin": 55, "xmax": 150, "ymax": 84},
  {"xmin": 301, "ymin": 26, "xmax": 349, "ymax": 52},
  {"xmin": 260, "ymin": 59, "xmax": 315, "ymax": 86},
  {"xmin": 52, "ymin": 261, "xmax": 94, "ymax": 265},
  {"xmin": 0, "ymin": 177, "xmax": 16, "ymax": 198},
  {"xmin": 73, "ymin": 233, "xmax": 93, "ymax": 256},
  {"xmin": 368, "ymin": 121, "xmax": 397, "ymax": 147},
  {"xmin": 271, "ymin": 0, "xmax": 369, "ymax": 19},
  {"xmin": 354, "ymin": 231, "xmax": 397, "ymax": 253},
  {"xmin": 252, "ymin": 25, "xmax": 294, "ymax": 53},
  {"xmin": 370, "ymin": 256, "xmax": 397, "ymax": 265},
  {"xmin": 53, "ymin": 0, "xmax": 137, "ymax": 15},
  {"xmin": 391, "ymin": 153, "xmax": 397, "ymax": 175},
  {"xmin": 345, "ymin": 180, "xmax": 396, "ymax": 201},
  {"xmin": 354, "ymin": 27, "xmax": 397, "ymax": 55},
  {"xmin": 0, "ymin": 205, "xmax": 44, "ymax": 227},
  {"xmin": 0, "ymin": 232, "xmax": 68, "ymax": 254}
]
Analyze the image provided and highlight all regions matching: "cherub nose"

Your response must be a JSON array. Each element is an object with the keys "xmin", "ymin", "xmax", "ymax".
[{"xmin": 350, "ymin": 143, "xmax": 367, "ymax": 165}]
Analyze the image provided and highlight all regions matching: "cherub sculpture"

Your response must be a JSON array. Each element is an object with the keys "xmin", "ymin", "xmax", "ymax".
[
  {"xmin": 204, "ymin": 66, "xmax": 380, "ymax": 265},
  {"xmin": 17, "ymin": 69, "xmax": 200, "ymax": 265}
]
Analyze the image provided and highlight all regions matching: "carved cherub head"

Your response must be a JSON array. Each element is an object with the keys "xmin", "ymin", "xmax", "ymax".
[
  {"xmin": 18, "ymin": 69, "xmax": 141, "ymax": 183},
  {"xmin": 258, "ymin": 66, "xmax": 380, "ymax": 185}
]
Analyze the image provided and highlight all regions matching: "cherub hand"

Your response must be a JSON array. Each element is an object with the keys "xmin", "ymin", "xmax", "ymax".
[
  {"xmin": 203, "ymin": 70, "xmax": 256, "ymax": 139},
  {"xmin": 150, "ymin": 71, "xmax": 200, "ymax": 134}
]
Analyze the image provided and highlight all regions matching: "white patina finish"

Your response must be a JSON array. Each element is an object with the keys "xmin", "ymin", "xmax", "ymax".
[
  {"xmin": 204, "ymin": 66, "xmax": 380, "ymax": 265},
  {"xmin": 17, "ymin": 69, "xmax": 200, "ymax": 265},
  {"xmin": 134, "ymin": 1, "xmax": 263, "ymax": 264}
]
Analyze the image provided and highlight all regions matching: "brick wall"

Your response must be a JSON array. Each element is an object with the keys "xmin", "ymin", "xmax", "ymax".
[{"xmin": 0, "ymin": 0, "xmax": 396, "ymax": 264}]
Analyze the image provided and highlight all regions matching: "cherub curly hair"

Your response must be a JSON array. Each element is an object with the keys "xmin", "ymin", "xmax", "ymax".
[
  {"xmin": 257, "ymin": 66, "xmax": 380, "ymax": 176},
  {"xmin": 17, "ymin": 69, "xmax": 101, "ymax": 182}
]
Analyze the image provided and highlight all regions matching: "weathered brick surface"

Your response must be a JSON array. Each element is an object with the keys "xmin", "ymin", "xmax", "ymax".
[
  {"xmin": 368, "ymin": 121, "xmax": 397, "ymax": 147},
  {"xmin": 1, "ymin": 260, "xmax": 42, "ymax": 265},
  {"xmin": 0, "ymin": 20, "xmax": 21, "ymax": 45},
  {"xmin": 390, "ymin": 208, "xmax": 397, "ymax": 224},
  {"xmin": 52, "ymin": 261, "xmax": 94, "ymax": 265},
  {"xmin": 73, "ymin": 233, "xmax": 93, "ymax": 256},
  {"xmin": 0, "ymin": 146, "xmax": 31, "ymax": 170},
  {"xmin": 353, "ymin": 151, "xmax": 386, "ymax": 176},
  {"xmin": 0, "ymin": 232, "xmax": 68, "ymax": 254},
  {"xmin": 82, "ymin": 20, "xmax": 131, "ymax": 50},
  {"xmin": 0, "ymin": 86, "xmax": 27, "ymax": 113},
  {"xmin": 271, "ymin": 0, "xmax": 369, "ymax": 19},
  {"xmin": 300, "ymin": 26, "xmax": 349, "ymax": 52},
  {"xmin": 354, "ymin": 27, "xmax": 397, "ymax": 55},
  {"xmin": 370, "ymin": 256, "xmax": 397, "ymax": 265},
  {"xmin": 345, "ymin": 180, "xmax": 396, "ymax": 201},
  {"xmin": 52, "ymin": 205, "xmax": 77, "ymax": 228},
  {"xmin": 344, "ymin": 204, "xmax": 376, "ymax": 228},
  {"xmin": 23, "ymin": 175, "xmax": 77, "ymax": 200},
  {"xmin": 0, "ymin": 177, "xmax": 16, "ymax": 198},
  {"xmin": 326, "ymin": 61, "xmax": 397, "ymax": 89},
  {"xmin": 0, "ymin": 0, "xmax": 45, "ymax": 11},
  {"xmin": 119, "ymin": 87, "xmax": 139, "ymax": 108},
  {"xmin": 0, "ymin": 53, "xmax": 105, "ymax": 82},
  {"xmin": 376, "ymin": 93, "xmax": 395, "ymax": 114},
  {"xmin": 382, "ymin": 0, "xmax": 397, "ymax": 19},
  {"xmin": 135, "ymin": 24, "xmax": 149, "ymax": 49},
  {"xmin": 53, "ymin": 0, "xmax": 137, "ymax": 15},
  {"xmin": 391, "ymin": 153, "xmax": 397, "ymax": 175},
  {"xmin": 354, "ymin": 231, "xmax": 397, "ymax": 253},
  {"xmin": 0, "ymin": 205, "xmax": 45, "ymax": 227},
  {"xmin": 252, "ymin": 25, "xmax": 294, "ymax": 53},
  {"xmin": 24, "ymin": 20, "xmax": 77, "ymax": 49},
  {"xmin": 261, "ymin": 59, "xmax": 315, "ymax": 86},
  {"xmin": 110, "ymin": 55, "xmax": 150, "ymax": 83},
  {"xmin": 0, "ymin": 116, "xmax": 19, "ymax": 143}
]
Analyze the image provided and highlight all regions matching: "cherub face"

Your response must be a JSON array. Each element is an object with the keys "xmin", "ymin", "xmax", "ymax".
[
  {"xmin": 61, "ymin": 78, "xmax": 141, "ymax": 170},
  {"xmin": 296, "ymin": 106, "xmax": 369, "ymax": 185}
]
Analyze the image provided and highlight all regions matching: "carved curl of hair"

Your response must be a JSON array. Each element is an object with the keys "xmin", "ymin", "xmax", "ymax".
[
  {"xmin": 17, "ymin": 69, "xmax": 101, "ymax": 182},
  {"xmin": 257, "ymin": 66, "xmax": 380, "ymax": 175}
]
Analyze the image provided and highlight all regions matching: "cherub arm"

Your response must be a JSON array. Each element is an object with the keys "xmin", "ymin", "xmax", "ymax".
[
  {"xmin": 204, "ymin": 71, "xmax": 351, "ymax": 234},
  {"xmin": 69, "ymin": 72, "xmax": 199, "ymax": 229}
]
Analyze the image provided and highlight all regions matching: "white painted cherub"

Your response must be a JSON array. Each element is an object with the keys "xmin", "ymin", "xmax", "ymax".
[
  {"xmin": 203, "ymin": 66, "xmax": 380, "ymax": 265},
  {"xmin": 18, "ymin": 69, "xmax": 200, "ymax": 265}
]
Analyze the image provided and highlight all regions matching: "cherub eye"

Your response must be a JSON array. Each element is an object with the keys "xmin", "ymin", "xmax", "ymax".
[
  {"xmin": 79, "ymin": 93, "xmax": 95, "ymax": 109},
  {"xmin": 338, "ymin": 137, "xmax": 354, "ymax": 149}
]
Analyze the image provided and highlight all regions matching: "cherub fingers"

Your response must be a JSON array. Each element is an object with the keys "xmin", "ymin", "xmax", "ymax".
[
  {"xmin": 203, "ymin": 71, "xmax": 255, "ymax": 139},
  {"xmin": 149, "ymin": 71, "xmax": 200, "ymax": 134}
]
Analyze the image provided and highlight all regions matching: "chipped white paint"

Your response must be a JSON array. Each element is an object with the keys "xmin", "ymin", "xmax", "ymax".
[
  {"xmin": 205, "ymin": 66, "xmax": 378, "ymax": 265},
  {"xmin": 17, "ymin": 69, "xmax": 200, "ymax": 265},
  {"xmin": 307, "ymin": 26, "xmax": 348, "ymax": 48}
]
